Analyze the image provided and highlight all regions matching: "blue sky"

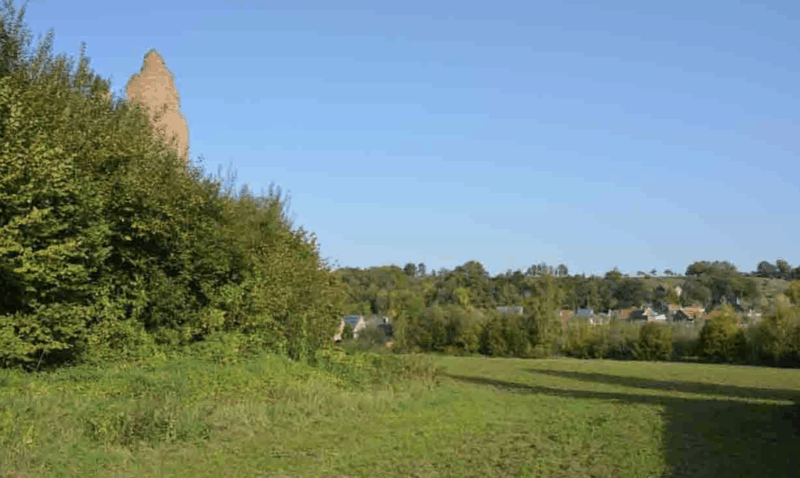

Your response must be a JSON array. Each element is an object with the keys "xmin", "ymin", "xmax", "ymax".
[{"xmin": 19, "ymin": 0, "xmax": 800, "ymax": 276}]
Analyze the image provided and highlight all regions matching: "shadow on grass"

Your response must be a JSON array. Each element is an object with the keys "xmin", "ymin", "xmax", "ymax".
[
  {"xmin": 445, "ymin": 372, "xmax": 800, "ymax": 478},
  {"xmin": 528, "ymin": 368, "xmax": 800, "ymax": 403}
]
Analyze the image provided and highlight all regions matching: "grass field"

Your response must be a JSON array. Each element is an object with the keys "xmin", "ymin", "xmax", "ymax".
[{"xmin": 2, "ymin": 353, "xmax": 799, "ymax": 478}]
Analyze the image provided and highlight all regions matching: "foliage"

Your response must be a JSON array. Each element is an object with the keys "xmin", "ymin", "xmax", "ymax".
[
  {"xmin": 341, "ymin": 322, "xmax": 354, "ymax": 341},
  {"xmin": 562, "ymin": 322, "xmax": 640, "ymax": 360},
  {"xmin": 786, "ymin": 280, "xmax": 800, "ymax": 306},
  {"xmin": 355, "ymin": 323, "xmax": 388, "ymax": 349},
  {"xmin": 749, "ymin": 299, "xmax": 800, "ymax": 366},
  {"xmin": 635, "ymin": 322, "xmax": 673, "ymax": 361},
  {"xmin": 0, "ymin": 2, "xmax": 342, "ymax": 368},
  {"xmin": 696, "ymin": 305, "xmax": 746, "ymax": 362},
  {"xmin": 670, "ymin": 322, "xmax": 702, "ymax": 360}
]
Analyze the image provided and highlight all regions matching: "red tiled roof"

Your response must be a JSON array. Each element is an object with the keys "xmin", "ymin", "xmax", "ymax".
[
  {"xmin": 682, "ymin": 306, "xmax": 704, "ymax": 318},
  {"xmin": 619, "ymin": 308, "xmax": 635, "ymax": 320}
]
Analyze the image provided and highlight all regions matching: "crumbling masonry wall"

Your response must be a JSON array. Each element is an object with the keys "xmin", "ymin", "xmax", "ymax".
[{"xmin": 125, "ymin": 49, "xmax": 189, "ymax": 162}]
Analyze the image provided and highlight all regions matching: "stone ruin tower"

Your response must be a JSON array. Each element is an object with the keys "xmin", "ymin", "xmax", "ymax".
[{"xmin": 125, "ymin": 49, "xmax": 190, "ymax": 162}]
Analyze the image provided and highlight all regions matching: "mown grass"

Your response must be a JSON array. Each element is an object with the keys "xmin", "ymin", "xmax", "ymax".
[{"xmin": 2, "ymin": 351, "xmax": 799, "ymax": 478}]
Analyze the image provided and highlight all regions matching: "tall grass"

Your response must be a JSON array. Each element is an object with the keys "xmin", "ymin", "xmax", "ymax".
[{"xmin": 0, "ymin": 347, "xmax": 441, "ymax": 476}]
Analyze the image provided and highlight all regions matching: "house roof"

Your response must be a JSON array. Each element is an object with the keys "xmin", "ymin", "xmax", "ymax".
[
  {"xmin": 673, "ymin": 310, "xmax": 695, "ymax": 321},
  {"xmin": 628, "ymin": 309, "xmax": 649, "ymax": 320},
  {"xmin": 681, "ymin": 306, "xmax": 704, "ymax": 318},
  {"xmin": 619, "ymin": 308, "xmax": 635, "ymax": 320}
]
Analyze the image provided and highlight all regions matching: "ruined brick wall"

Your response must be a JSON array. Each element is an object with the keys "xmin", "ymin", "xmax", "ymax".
[{"xmin": 125, "ymin": 49, "xmax": 189, "ymax": 162}]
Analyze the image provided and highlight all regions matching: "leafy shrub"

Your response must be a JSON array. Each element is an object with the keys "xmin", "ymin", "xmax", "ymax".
[
  {"xmin": 750, "ymin": 300, "xmax": 800, "ymax": 366},
  {"xmin": 355, "ymin": 324, "xmax": 387, "ymax": 349},
  {"xmin": 786, "ymin": 280, "xmax": 800, "ymax": 306},
  {"xmin": 697, "ymin": 305, "xmax": 746, "ymax": 362},
  {"xmin": 635, "ymin": 322, "xmax": 673, "ymax": 361},
  {"xmin": 77, "ymin": 319, "xmax": 161, "ymax": 365},
  {"xmin": 313, "ymin": 347, "xmax": 440, "ymax": 389},
  {"xmin": 669, "ymin": 323, "xmax": 701, "ymax": 360},
  {"xmin": 480, "ymin": 313, "xmax": 510, "ymax": 357},
  {"xmin": 563, "ymin": 323, "xmax": 598, "ymax": 359},
  {"xmin": 562, "ymin": 322, "xmax": 640, "ymax": 360},
  {"xmin": 417, "ymin": 306, "xmax": 448, "ymax": 351},
  {"xmin": 442, "ymin": 305, "xmax": 483, "ymax": 355},
  {"xmin": 341, "ymin": 322, "xmax": 354, "ymax": 341}
]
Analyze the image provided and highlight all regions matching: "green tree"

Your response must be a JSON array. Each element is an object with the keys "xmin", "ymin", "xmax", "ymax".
[
  {"xmin": 697, "ymin": 305, "xmax": 746, "ymax": 362},
  {"xmin": 356, "ymin": 324, "xmax": 386, "ymax": 348},
  {"xmin": 751, "ymin": 298, "xmax": 800, "ymax": 365},
  {"xmin": 757, "ymin": 261, "xmax": 778, "ymax": 278},
  {"xmin": 522, "ymin": 274, "xmax": 565, "ymax": 356},
  {"xmin": 480, "ymin": 315, "xmax": 506, "ymax": 356},
  {"xmin": 604, "ymin": 268, "xmax": 623, "ymax": 282},
  {"xmin": 341, "ymin": 323, "xmax": 354, "ymax": 341},
  {"xmin": 786, "ymin": 280, "xmax": 800, "ymax": 306},
  {"xmin": 679, "ymin": 277, "xmax": 712, "ymax": 308},
  {"xmin": 636, "ymin": 323, "xmax": 673, "ymax": 361},
  {"xmin": 453, "ymin": 287, "xmax": 471, "ymax": 308},
  {"xmin": 776, "ymin": 259, "xmax": 791, "ymax": 280}
]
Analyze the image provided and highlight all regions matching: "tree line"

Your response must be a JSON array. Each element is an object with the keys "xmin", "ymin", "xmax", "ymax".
[
  {"xmin": 337, "ymin": 258, "xmax": 788, "ymax": 318},
  {"xmin": 337, "ymin": 260, "xmax": 800, "ymax": 366}
]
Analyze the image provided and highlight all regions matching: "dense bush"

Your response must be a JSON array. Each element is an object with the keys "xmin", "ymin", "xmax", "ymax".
[
  {"xmin": 670, "ymin": 322, "xmax": 702, "ymax": 359},
  {"xmin": 562, "ymin": 323, "xmax": 602, "ymax": 359},
  {"xmin": 562, "ymin": 321, "xmax": 639, "ymax": 360},
  {"xmin": 749, "ymin": 299, "xmax": 800, "ymax": 366},
  {"xmin": 314, "ymin": 347, "xmax": 441, "ymax": 389},
  {"xmin": 443, "ymin": 305, "xmax": 483, "ymax": 355},
  {"xmin": 696, "ymin": 306, "xmax": 746, "ymax": 363},
  {"xmin": 354, "ymin": 323, "xmax": 388, "ymax": 349},
  {"xmin": 341, "ymin": 323, "xmax": 354, "ymax": 341},
  {"xmin": 0, "ymin": 1, "xmax": 343, "ymax": 368},
  {"xmin": 480, "ymin": 311, "xmax": 524, "ymax": 357},
  {"xmin": 635, "ymin": 322, "xmax": 673, "ymax": 361}
]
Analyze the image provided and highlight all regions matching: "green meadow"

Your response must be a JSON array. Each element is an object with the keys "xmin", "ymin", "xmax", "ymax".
[{"xmin": 3, "ymin": 352, "xmax": 798, "ymax": 478}]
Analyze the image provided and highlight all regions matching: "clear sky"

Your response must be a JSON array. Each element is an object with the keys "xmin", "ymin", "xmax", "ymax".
[{"xmin": 19, "ymin": 0, "xmax": 800, "ymax": 276}]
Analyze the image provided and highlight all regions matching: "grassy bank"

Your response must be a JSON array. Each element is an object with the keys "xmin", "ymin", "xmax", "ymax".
[{"xmin": 2, "ymin": 352, "xmax": 799, "ymax": 477}]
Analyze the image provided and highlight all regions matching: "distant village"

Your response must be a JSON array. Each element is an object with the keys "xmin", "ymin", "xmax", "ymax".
[{"xmin": 334, "ymin": 284, "xmax": 766, "ymax": 344}]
